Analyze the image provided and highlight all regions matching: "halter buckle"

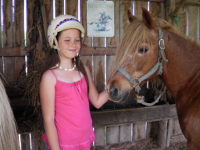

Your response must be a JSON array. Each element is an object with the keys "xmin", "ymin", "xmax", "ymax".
[{"xmin": 159, "ymin": 39, "xmax": 165, "ymax": 50}]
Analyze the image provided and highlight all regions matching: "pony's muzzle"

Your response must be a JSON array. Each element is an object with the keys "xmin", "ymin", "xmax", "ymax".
[
  {"xmin": 106, "ymin": 84, "xmax": 130, "ymax": 103},
  {"xmin": 109, "ymin": 86, "xmax": 119, "ymax": 99}
]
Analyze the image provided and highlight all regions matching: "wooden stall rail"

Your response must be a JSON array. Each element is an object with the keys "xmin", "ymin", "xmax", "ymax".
[
  {"xmin": 91, "ymin": 104, "xmax": 177, "ymax": 126},
  {"xmin": 91, "ymin": 104, "xmax": 186, "ymax": 148},
  {"xmin": 18, "ymin": 104, "xmax": 186, "ymax": 149}
]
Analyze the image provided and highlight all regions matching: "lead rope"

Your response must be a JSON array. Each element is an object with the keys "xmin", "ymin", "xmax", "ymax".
[
  {"xmin": 135, "ymin": 93, "xmax": 161, "ymax": 106},
  {"xmin": 135, "ymin": 86, "xmax": 167, "ymax": 106}
]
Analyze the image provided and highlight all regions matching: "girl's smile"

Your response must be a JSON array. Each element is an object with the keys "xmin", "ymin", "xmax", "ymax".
[{"xmin": 69, "ymin": 49, "xmax": 76, "ymax": 52}]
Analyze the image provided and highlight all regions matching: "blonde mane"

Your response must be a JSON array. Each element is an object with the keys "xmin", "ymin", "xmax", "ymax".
[{"xmin": 0, "ymin": 79, "xmax": 19, "ymax": 150}]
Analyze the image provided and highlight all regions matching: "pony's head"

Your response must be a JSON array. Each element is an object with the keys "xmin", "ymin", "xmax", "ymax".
[{"xmin": 106, "ymin": 7, "xmax": 165, "ymax": 102}]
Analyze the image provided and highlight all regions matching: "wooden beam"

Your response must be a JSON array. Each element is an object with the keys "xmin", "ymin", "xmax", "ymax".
[
  {"xmin": 81, "ymin": 47, "xmax": 116, "ymax": 56},
  {"xmin": 176, "ymin": 1, "xmax": 200, "ymax": 6},
  {"xmin": 0, "ymin": 47, "xmax": 116, "ymax": 56},
  {"xmin": 134, "ymin": 0, "xmax": 164, "ymax": 2},
  {"xmin": 91, "ymin": 104, "xmax": 177, "ymax": 127},
  {"xmin": 0, "ymin": 47, "xmax": 29, "ymax": 56}
]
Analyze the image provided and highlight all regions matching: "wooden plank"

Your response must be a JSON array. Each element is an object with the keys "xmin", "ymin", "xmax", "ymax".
[
  {"xmin": 157, "ymin": 120, "xmax": 168, "ymax": 148},
  {"xmin": 0, "ymin": 47, "xmax": 116, "ymax": 56},
  {"xmin": 107, "ymin": 0, "xmax": 119, "ymax": 47},
  {"xmin": 0, "ymin": 47, "xmax": 29, "ymax": 56},
  {"xmin": 44, "ymin": 0, "xmax": 53, "ymax": 27},
  {"xmin": 20, "ymin": 132, "xmax": 46, "ymax": 150},
  {"xmin": 15, "ymin": 57, "xmax": 25, "ymax": 85},
  {"xmin": 82, "ymin": 47, "xmax": 116, "ymax": 55},
  {"xmin": 106, "ymin": 125, "xmax": 119, "ymax": 145},
  {"xmin": 170, "ymin": 134, "xmax": 187, "ymax": 143},
  {"xmin": 4, "ymin": 57, "xmax": 16, "ymax": 85},
  {"xmin": 40, "ymin": 1, "xmax": 48, "ymax": 40},
  {"xmin": 27, "ymin": 0, "xmax": 35, "ymax": 47},
  {"xmin": 119, "ymin": 0, "xmax": 132, "ymax": 40},
  {"xmin": 177, "ymin": 3, "xmax": 187, "ymax": 35},
  {"xmin": 0, "ymin": 57, "xmax": 3, "ymax": 73},
  {"xmin": 20, "ymin": 132, "xmax": 30, "ymax": 150},
  {"xmin": 119, "ymin": 124, "xmax": 132, "ymax": 143},
  {"xmin": 4, "ymin": 0, "xmax": 13, "ymax": 47},
  {"xmin": 91, "ymin": 104, "xmax": 177, "ymax": 127},
  {"xmin": 135, "ymin": 0, "xmax": 164, "ymax": 2},
  {"xmin": 66, "ymin": 0, "xmax": 78, "ymax": 17},
  {"xmin": 176, "ymin": 1, "xmax": 200, "ymax": 6},
  {"xmin": 93, "ymin": 55, "xmax": 105, "ymax": 92},
  {"xmin": 81, "ymin": 0, "xmax": 94, "ymax": 95},
  {"xmin": 123, "ymin": 0, "xmax": 200, "ymax": 6},
  {"xmin": 56, "ymin": 0, "xmax": 63, "ymax": 16},
  {"xmin": 0, "ymin": 0, "xmax": 1, "ymax": 48},
  {"xmin": 146, "ymin": 121, "xmax": 159, "ymax": 139},
  {"xmin": 150, "ymin": 1, "xmax": 163, "ymax": 18},
  {"xmin": 134, "ymin": 122, "xmax": 147, "ymax": 141},
  {"xmin": 172, "ymin": 118, "xmax": 182, "ymax": 135},
  {"xmin": 15, "ymin": 0, "xmax": 24, "ymax": 47},
  {"xmin": 106, "ymin": 55, "xmax": 115, "ymax": 80},
  {"xmin": 94, "ymin": 126, "xmax": 106, "ymax": 147},
  {"xmin": 188, "ymin": 1, "xmax": 199, "ymax": 39},
  {"xmin": 105, "ymin": 55, "xmax": 116, "ymax": 110},
  {"xmin": 3, "ymin": 0, "xmax": 16, "ymax": 85},
  {"xmin": 82, "ymin": 0, "xmax": 91, "ymax": 47},
  {"xmin": 167, "ymin": 119, "xmax": 173, "ymax": 147}
]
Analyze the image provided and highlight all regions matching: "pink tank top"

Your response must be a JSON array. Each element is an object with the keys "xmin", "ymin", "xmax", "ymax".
[{"xmin": 42, "ymin": 69, "xmax": 95, "ymax": 150}]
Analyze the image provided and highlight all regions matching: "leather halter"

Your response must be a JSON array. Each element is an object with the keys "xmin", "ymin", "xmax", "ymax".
[{"xmin": 116, "ymin": 27, "xmax": 168, "ymax": 106}]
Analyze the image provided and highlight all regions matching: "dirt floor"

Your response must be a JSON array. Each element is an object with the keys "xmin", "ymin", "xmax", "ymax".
[{"xmin": 91, "ymin": 139, "xmax": 187, "ymax": 150}]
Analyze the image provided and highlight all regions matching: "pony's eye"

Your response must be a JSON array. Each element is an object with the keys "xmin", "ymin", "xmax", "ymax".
[{"xmin": 138, "ymin": 48, "xmax": 148, "ymax": 54}]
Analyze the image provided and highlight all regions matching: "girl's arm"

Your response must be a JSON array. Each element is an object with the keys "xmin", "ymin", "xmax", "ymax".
[
  {"xmin": 40, "ymin": 70, "xmax": 60, "ymax": 150},
  {"xmin": 85, "ymin": 66, "xmax": 109, "ymax": 109}
]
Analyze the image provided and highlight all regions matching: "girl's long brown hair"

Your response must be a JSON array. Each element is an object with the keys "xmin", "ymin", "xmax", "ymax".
[{"xmin": 42, "ymin": 31, "xmax": 89, "ymax": 90}]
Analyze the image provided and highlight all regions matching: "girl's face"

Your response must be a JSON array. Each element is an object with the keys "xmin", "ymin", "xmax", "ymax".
[{"xmin": 58, "ymin": 28, "xmax": 81, "ymax": 60}]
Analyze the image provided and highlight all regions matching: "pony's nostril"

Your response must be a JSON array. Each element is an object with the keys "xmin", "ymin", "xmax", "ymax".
[{"xmin": 110, "ymin": 87, "xmax": 118, "ymax": 98}]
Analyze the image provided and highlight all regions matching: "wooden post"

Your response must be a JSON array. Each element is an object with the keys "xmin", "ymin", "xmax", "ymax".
[
  {"xmin": 157, "ymin": 120, "xmax": 168, "ymax": 148},
  {"xmin": 166, "ymin": 119, "xmax": 173, "ymax": 147}
]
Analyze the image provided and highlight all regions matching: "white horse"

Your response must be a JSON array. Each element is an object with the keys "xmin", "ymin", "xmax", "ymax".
[{"xmin": 0, "ymin": 79, "xmax": 19, "ymax": 150}]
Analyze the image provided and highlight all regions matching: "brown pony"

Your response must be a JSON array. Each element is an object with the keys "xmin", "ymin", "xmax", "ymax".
[{"xmin": 106, "ymin": 7, "xmax": 200, "ymax": 150}]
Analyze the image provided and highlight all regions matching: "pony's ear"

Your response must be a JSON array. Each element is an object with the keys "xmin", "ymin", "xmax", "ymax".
[
  {"xmin": 141, "ymin": 7, "xmax": 157, "ymax": 30},
  {"xmin": 127, "ymin": 9, "xmax": 137, "ymax": 23}
]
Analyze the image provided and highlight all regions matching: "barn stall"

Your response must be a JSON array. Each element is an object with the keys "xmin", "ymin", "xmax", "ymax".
[{"xmin": 0, "ymin": 0, "xmax": 200, "ymax": 149}]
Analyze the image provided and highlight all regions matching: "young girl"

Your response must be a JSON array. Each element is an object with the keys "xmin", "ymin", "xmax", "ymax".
[{"xmin": 40, "ymin": 15, "xmax": 109, "ymax": 150}]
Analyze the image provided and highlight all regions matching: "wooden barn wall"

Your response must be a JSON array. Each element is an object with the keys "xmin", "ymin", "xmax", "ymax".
[
  {"xmin": 0, "ymin": 0, "xmax": 200, "ymax": 104},
  {"xmin": 0, "ymin": 0, "xmax": 200, "ymax": 149}
]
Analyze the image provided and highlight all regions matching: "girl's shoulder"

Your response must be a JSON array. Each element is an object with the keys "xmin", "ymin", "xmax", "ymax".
[{"xmin": 41, "ymin": 69, "xmax": 56, "ymax": 83}]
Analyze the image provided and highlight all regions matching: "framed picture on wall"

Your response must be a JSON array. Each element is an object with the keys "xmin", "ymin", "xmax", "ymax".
[{"xmin": 87, "ymin": 1, "xmax": 114, "ymax": 37}]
